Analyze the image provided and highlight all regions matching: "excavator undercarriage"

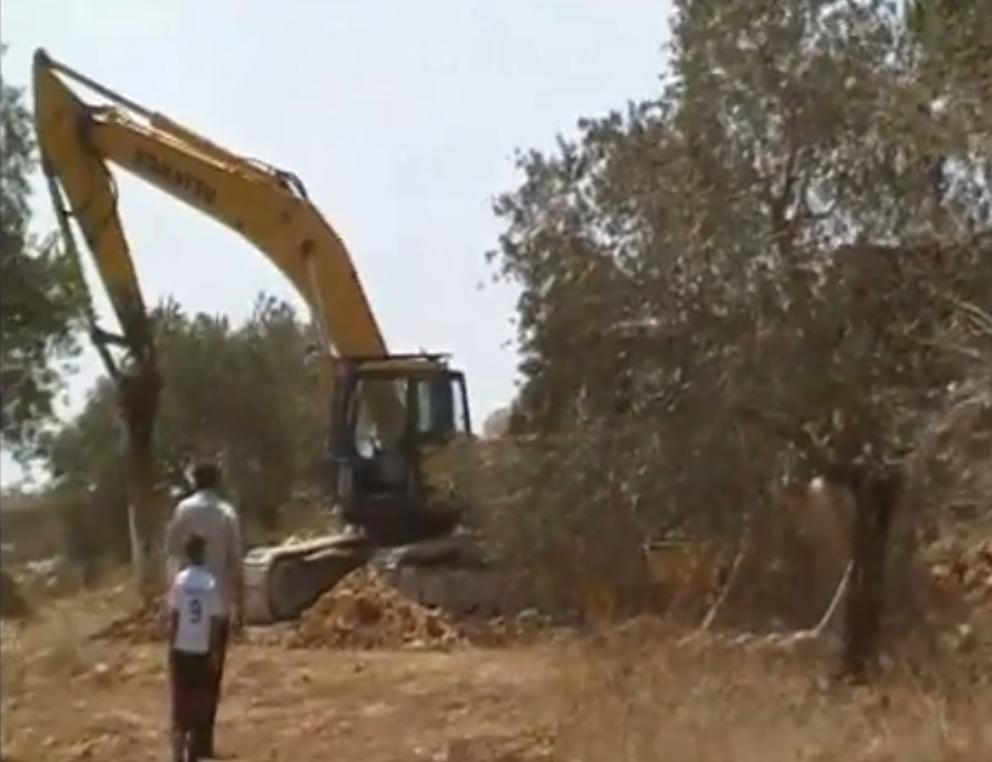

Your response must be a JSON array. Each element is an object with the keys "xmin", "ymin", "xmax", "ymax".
[{"xmin": 242, "ymin": 531, "xmax": 506, "ymax": 625}]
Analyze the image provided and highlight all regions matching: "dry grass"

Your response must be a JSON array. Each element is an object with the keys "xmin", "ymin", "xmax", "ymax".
[
  {"xmin": 0, "ymin": 573, "xmax": 138, "ymax": 698},
  {"xmin": 4, "ymin": 565, "xmax": 989, "ymax": 761},
  {"xmin": 553, "ymin": 619, "xmax": 992, "ymax": 762}
]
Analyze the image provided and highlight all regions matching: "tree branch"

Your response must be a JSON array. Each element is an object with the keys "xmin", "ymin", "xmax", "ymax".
[
  {"xmin": 941, "ymin": 293, "xmax": 992, "ymax": 336},
  {"xmin": 91, "ymin": 338, "xmax": 121, "ymax": 382}
]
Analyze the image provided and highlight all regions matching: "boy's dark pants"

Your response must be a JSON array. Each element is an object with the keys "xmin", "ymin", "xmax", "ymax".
[
  {"xmin": 169, "ymin": 649, "xmax": 212, "ymax": 759},
  {"xmin": 201, "ymin": 619, "xmax": 230, "ymax": 755}
]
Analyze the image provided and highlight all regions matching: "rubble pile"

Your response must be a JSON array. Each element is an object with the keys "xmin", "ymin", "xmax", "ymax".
[
  {"xmin": 459, "ymin": 608, "xmax": 555, "ymax": 648},
  {"xmin": 926, "ymin": 536, "xmax": 992, "ymax": 612},
  {"xmin": 90, "ymin": 565, "xmax": 551, "ymax": 651},
  {"xmin": 92, "ymin": 598, "xmax": 167, "ymax": 644},
  {"xmin": 289, "ymin": 567, "xmax": 464, "ymax": 650}
]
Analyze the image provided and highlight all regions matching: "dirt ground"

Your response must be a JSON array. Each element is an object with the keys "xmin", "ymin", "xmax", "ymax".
[
  {"xmin": 2, "ymin": 642, "xmax": 556, "ymax": 761},
  {"xmin": 3, "ymin": 573, "xmax": 990, "ymax": 762},
  {"xmin": 0, "ymin": 586, "xmax": 556, "ymax": 761},
  {"xmin": 2, "ymin": 604, "xmax": 551, "ymax": 762}
]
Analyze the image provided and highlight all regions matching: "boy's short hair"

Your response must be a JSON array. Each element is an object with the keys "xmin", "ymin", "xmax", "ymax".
[
  {"xmin": 184, "ymin": 533, "xmax": 207, "ymax": 565},
  {"xmin": 191, "ymin": 460, "xmax": 221, "ymax": 491}
]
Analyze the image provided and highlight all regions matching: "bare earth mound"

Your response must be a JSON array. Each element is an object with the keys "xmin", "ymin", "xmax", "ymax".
[
  {"xmin": 289, "ymin": 566, "xmax": 463, "ymax": 650},
  {"xmin": 92, "ymin": 598, "xmax": 167, "ymax": 643},
  {"xmin": 88, "ymin": 564, "xmax": 546, "ymax": 652}
]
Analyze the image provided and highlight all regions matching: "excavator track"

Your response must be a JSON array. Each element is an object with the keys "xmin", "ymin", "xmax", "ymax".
[
  {"xmin": 371, "ymin": 534, "xmax": 505, "ymax": 617},
  {"xmin": 244, "ymin": 531, "xmax": 507, "ymax": 624},
  {"xmin": 381, "ymin": 561, "xmax": 504, "ymax": 617},
  {"xmin": 243, "ymin": 534, "xmax": 371, "ymax": 624}
]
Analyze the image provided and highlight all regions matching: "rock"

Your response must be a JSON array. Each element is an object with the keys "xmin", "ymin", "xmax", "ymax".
[
  {"xmin": 0, "ymin": 568, "xmax": 31, "ymax": 619},
  {"xmin": 515, "ymin": 608, "xmax": 542, "ymax": 631},
  {"xmin": 954, "ymin": 623, "xmax": 976, "ymax": 652}
]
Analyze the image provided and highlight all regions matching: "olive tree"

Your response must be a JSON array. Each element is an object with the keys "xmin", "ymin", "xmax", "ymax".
[{"xmin": 490, "ymin": 0, "xmax": 990, "ymax": 675}]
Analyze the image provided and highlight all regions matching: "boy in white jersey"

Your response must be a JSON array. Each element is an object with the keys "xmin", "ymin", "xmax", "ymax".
[
  {"xmin": 166, "ymin": 460, "xmax": 244, "ymax": 759},
  {"xmin": 168, "ymin": 534, "xmax": 223, "ymax": 762}
]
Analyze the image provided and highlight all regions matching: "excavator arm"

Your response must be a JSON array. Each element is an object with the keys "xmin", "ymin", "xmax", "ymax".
[
  {"xmin": 34, "ymin": 50, "xmax": 476, "ymax": 623},
  {"xmin": 32, "ymin": 49, "xmax": 399, "ymax": 425}
]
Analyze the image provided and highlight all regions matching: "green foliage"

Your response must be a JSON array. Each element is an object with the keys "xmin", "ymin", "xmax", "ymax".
[
  {"xmin": 46, "ymin": 295, "xmax": 326, "ymax": 561},
  {"xmin": 0, "ymin": 50, "xmax": 83, "ymax": 452},
  {"xmin": 487, "ymin": 0, "xmax": 992, "ymax": 613},
  {"xmin": 908, "ymin": 0, "xmax": 992, "ymax": 72}
]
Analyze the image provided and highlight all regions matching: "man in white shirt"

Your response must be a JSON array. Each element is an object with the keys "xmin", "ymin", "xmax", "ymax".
[
  {"xmin": 168, "ymin": 533, "xmax": 223, "ymax": 762},
  {"xmin": 165, "ymin": 461, "xmax": 244, "ymax": 759}
]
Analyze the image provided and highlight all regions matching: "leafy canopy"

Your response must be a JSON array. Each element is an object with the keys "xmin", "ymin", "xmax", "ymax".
[{"xmin": 1, "ymin": 48, "xmax": 83, "ymax": 453}]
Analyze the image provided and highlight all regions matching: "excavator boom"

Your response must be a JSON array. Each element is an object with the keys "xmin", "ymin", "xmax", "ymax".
[
  {"xmin": 34, "ymin": 50, "xmax": 476, "ymax": 623},
  {"xmin": 33, "ymin": 50, "xmax": 402, "ymax": 424}
]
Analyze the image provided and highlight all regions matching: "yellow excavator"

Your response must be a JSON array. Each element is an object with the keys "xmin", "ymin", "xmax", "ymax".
[{"xmin": 33, "ymin": 50, "xmax": 480, "ymax": 622}]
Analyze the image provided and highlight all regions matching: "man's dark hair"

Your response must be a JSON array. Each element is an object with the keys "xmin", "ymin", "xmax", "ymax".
[
  {"xmin": 184, "ymin": 534, "xmax": 207, "ymax": 566},
  {"xmin": 191, "ymin": 461, "xmax": 221, "ymax": 491}
]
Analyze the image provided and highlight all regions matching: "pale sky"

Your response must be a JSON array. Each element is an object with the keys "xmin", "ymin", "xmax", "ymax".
[{"xmin": 1, "ymin": 0, "xmax": 671, "ymax": 487}]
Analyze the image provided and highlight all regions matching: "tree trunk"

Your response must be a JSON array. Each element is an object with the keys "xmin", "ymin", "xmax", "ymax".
[
  {"xmin": 118, "ymin": 360, "xmax": 164, "ymax": 600},
  {"xmin": 842, "ymin": 465, "xmax": 903, "ymax": 680}
]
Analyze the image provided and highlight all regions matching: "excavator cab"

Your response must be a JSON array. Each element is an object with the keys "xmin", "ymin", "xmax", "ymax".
[{"xmin": 328, "ymin": 354, "xmax": 472, "ymax": 546}]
